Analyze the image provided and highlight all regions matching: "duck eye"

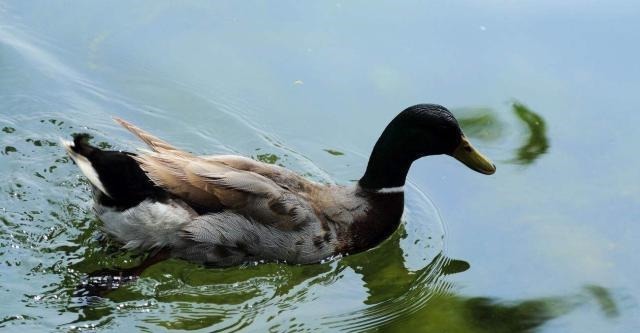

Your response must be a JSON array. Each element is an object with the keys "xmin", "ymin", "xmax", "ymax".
[{"xmin": 464, "ymin": 146, "xmax": 473, "ymax": 152}]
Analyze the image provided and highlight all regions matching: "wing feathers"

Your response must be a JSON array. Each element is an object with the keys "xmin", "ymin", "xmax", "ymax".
[
  {"xmin": 114, "ymin": 117, "xmax": 179, "ymax": 152},
  {"xmin": 111, "ymin": 119, "xmax": 316, "ymax": 227},
  {"xmin": 189, "ymin": 162, "xmax": 282, "ymax": 197},
  {"xmin": 134, "ymin": 152, "xmax": 222, "ymax": 210}
]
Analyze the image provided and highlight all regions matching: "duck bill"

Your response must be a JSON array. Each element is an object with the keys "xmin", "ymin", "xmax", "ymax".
[{"xmin": 450, "ymin": 136, "xmax": 496, "ymax": 175}]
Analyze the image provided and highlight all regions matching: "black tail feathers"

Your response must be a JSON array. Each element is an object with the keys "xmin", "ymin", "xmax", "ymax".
[
  {"xmin": 71, "ymin": 133, "xmax": 97, "ymax": 157},
  {"xmin": 65, "ymin": 134, "xmax": 167, "ymax": 209}
]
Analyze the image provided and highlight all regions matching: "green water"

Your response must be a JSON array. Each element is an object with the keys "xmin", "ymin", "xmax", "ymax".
[{"xmin": 1, "ymin": 1, "xmax": 639, "ymax": 332}]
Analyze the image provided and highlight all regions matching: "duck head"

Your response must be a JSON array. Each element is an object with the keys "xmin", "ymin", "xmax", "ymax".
[{"xmin": 359, "ymin": 104, "xmax": 496, "ymax": 190}]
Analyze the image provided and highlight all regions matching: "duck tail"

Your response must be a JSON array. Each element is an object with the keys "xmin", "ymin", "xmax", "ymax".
[
  {"xmin": 62, "ymin": 134, "xmax": 165, "ymax": 209},
  {"xmin": 61, "ymin": 134, "xmax": 111, "ymax": 196}
]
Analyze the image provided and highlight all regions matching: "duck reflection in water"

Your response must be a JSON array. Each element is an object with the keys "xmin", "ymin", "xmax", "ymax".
[{"xmin": 73, "ymin": 223, "xmax": 618, "ymax": 333}]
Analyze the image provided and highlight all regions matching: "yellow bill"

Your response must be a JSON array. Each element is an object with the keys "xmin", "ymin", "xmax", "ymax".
[{"xmin": 451, "ymin": 136, "xmax": 496, "ymax": 175}]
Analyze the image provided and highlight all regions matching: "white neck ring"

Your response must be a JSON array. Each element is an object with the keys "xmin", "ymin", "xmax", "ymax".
[{"xmin": 375, "ymin": 186, "xmax": 405, "ymax": 194}]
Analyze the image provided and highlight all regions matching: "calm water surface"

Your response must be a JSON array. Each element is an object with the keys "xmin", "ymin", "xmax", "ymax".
[{"xmin": 1, "ymin": 1, "xmax": 639, "ymax": 332}]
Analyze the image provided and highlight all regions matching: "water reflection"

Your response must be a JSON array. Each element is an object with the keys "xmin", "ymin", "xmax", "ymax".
[
  {"xmin": 384, "ymin": 293, "xmax": 574, "ymax": 333},
  {"xmin": 381, "ymin": 284, "xmax": 620, "ymax": 332},
  {"xmin": 64, "ymin": 223, "xmax": 619, "ymax": 332},
  {"xmin": 340, "ymin": 229, "xmax": 457, "ymax": 306},
  {"xmin": 511, "ymin": 102, "xmax": 550, "ymax": 165},
  {"xmin": 456, "ymin": 101, "xmax": 549, "ymax": 165},
  {"xmin": 456, "ymin": 107, "xmax": 506, "ymax": 143},
  {"xmin": 331, "ymin": 230, "xmax": 618, "ymax": 332}
]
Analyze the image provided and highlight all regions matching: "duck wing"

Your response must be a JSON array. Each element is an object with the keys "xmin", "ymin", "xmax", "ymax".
[
  {"xmin": 136, "ymin": 151, "xmax": 316, "ymax": 228},
  {"xmin": 114, "ymin": 118, "xmax": 319, "ymax": 228},
  {"xmin": 200, "ymin": 154, "xmax": 317, "ymax": 192},
  {"xmin": 113, "ymin": 117, "xmax": 314, "ymax": 191}
]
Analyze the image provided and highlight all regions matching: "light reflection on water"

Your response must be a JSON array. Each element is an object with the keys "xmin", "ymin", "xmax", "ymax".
[{"xmin": 1, "ymin": 1, "xmax": 638, "ymax": 332}]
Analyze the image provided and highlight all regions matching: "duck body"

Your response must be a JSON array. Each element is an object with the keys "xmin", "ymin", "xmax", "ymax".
[
  {"xmin": 63, "ymin": 104, "xmax": 494, "ymax": 267},
  {"xmin": 91, "ymin": 154, "xmax": 403, "ymax": 266}
]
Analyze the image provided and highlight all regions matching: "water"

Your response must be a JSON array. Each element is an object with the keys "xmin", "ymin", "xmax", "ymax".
[{"xmin": 1, "ymin": 1, "xmax": 639, "ymax": 331}]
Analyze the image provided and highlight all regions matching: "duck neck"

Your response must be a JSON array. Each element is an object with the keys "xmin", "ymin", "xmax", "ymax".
[{"xmin": 358, "ymin": 130, "xmax": 418, "ymax": 190}]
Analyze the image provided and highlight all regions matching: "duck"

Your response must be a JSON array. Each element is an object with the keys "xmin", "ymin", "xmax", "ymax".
[{"xmin": 63, "ymin": 104, "xmax": 495, "ymax": 267}]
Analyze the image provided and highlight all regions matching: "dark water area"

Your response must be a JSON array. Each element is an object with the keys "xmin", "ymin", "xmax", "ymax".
[{"xmin": 1, "ymin": 1, "xmax": 639, "ymax": 332}]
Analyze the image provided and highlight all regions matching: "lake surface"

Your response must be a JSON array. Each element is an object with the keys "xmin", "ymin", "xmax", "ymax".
[{"xmin": 1, "ymin": 1, "xmax": 639, "ymax": 332}]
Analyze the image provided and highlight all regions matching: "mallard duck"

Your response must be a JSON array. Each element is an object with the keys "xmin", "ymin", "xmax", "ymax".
[{"xmin": 63, "ymin": 104, "xmax": 495, "ymax": 267}]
